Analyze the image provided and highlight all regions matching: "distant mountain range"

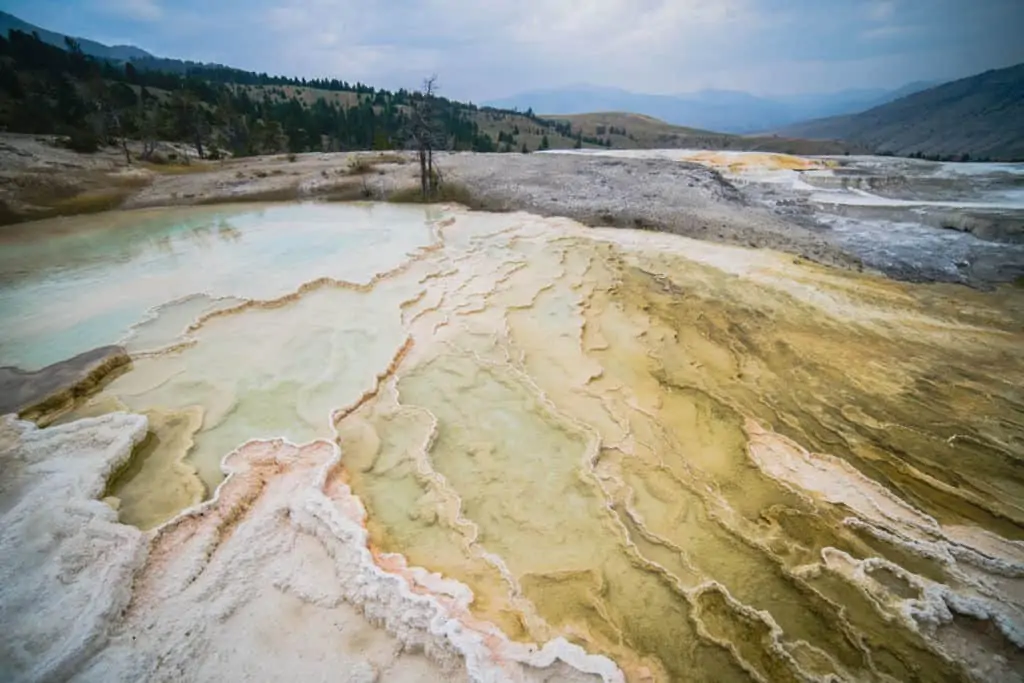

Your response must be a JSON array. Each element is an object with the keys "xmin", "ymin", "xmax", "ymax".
[
  {"xmin": 0, "ymin": 10, "xmax": 153, "ymax": 61},
  {"xmin": 776, "ymin": 63, "xmax": 1024, "ymax": 161},
  {"xmin": 484, "ymin": 82, "xmax": 936, "ymax": 135},
  {"xmin": 0, "ymin": 11, "xmax": 244, "ymax": 78}
]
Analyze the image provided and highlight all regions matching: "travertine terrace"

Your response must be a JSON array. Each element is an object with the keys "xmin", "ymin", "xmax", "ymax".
[{"xmin": 1, "ymin": 164, "xmax": 1023, "ymax": 682}]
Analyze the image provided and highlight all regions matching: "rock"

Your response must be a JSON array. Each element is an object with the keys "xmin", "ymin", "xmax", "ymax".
[{"xmin": 0, "ymin": 346, "xmax": 130, "ymax": 422}]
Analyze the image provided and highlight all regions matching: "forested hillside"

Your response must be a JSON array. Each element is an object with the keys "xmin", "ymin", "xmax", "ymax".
[
  {"xmin": 0, "ymin": 28, "xmax": 853, "ymax": 162},
  {"xmin": 0, "ymin": 30, "xmax": 580, "ymax": 159}
]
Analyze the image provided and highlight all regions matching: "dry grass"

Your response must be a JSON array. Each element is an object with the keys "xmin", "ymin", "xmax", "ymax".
[
  {"xmin": 387, "ymin": 182, "xmax": 502, "ymax": 211},
  {"xmin": 373, "ymin": 152, "xmax": 407, "ymax": 165},
  {"xmin": 48, "ymin": 189, "xmax": 133, "ymax": 215},
  {"xmin": 110, "ymin": 173, "xmax": 154, "ymax": 189},
  {"xmin": 141, "ymin": 161, "xmax": 216, "ymax": 175},
  {"xmin": 196, "ymin": 186, "xmax": 301, "ymax": 204},
  {"xmin": 346, "ymin": 152, "xmax": 408, "ymax": 176},
  {"xmin": 346, "ymin": 156, "xmax": 378, "ymax": 175},
  {"xmin": 0, "ymin": 168, "xmax": 155, "ymax": 225},
  {"xmin": 323, "ymin": 181, "xmax": 376, "ymax": 202},
  {"xmin": 0, "ymin": 199, "xmax": 26, "ymax": 226}
]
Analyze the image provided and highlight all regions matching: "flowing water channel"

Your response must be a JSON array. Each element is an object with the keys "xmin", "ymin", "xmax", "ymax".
[{"xmin": 1, "ymin": 201, "xmax": 1023, "ymax": 682}]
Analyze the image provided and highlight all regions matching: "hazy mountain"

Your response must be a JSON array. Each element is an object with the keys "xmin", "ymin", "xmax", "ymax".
[
  {"xmin": 772, "ymin": 82, "xmax": 937, "ymax": 118},
  {"xmin": 777, "ymin": 63, "xmax": 1024, "ymax": 161},
  {"xmin": 0, "ymin": 10, "xmax": 152, "ymax": 61},
  {"xmin": 483, "ymin": 83, "xmax": 935, "ymax": 134}
]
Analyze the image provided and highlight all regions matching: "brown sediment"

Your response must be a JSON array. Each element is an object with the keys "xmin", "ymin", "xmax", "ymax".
[
  {"xmin": 103, "ymin": 406, "xmax": 207, "ymax": 529},
  {"xmin": 331, "ymin": 336, "xmax": 414, "ymax": 424},
  {"xmin": 0, "ymin": 345, "xmax": 131, "ymax": 423},
  {"xmin": 327, "ymin": 219, "xmax": 1023, "ymax": 682}
]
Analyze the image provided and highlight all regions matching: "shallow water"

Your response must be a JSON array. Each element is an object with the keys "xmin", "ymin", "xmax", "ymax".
[
  {"xmin": 2, "ymin": 201, "xmax": 1023, "ymax": 682},
  {"xmin": 0, "ymin": 203, "xmax": 435, "ymax": 369}
]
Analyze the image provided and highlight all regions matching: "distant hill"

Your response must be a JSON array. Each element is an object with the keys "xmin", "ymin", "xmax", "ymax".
[
  {"xmin": 550, "ymin": 112, "xmax": 864, "ymax": 156},
  {"xmin": 777, "ymin": 63, "xmax": 1024, "ymax": 161},
  {"xmin": 0, "ymin": 10, "xmax": 153, "ymax": 61},
  {"xmin": 484, "ymin": 83, "xmax": 935, "ymax": 134}
]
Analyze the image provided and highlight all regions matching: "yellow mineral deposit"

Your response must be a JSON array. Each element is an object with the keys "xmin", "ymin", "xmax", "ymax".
[
  {"xmin": 674, "ymin": 150, "xmax": 829, "ymax": 173},
  {"xmin": 14, "ymin": 204, "xmax": 1024, "ymax": 681}
]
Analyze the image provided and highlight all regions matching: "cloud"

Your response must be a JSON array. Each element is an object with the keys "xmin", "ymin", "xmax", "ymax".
[
  {"xmin": 170, "ymin": 0, "xmax": 1024, "ymax": 97},
  {"xmin": 18, "ymin": 0, "xmax": 1019, "ymax": 98},
  {"xmin": 253, "ymin": 0, "xmax": 758, "ymax": 98},
  {"xmin": 861, "ymin": 24, "xmax": 915, "ymax": 40},
  {"xmin": 96, "ymin": 0, "xmax": 163, "ymax": 21},
  {"xmin": 866, "ymin": 1, "xmax": 896, "ymax": 22}
]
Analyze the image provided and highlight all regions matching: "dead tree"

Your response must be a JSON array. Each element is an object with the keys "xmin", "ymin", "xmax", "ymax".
[
  {"xmin": 110, "ymin": 111, "xmax": 131, "ymax": 165},
  {"xmin": 139, "ymin": 104, "xmax": 160, "ymax": 161},
  {"xmin": 409, "ymin": 76, "xmax": 444, "ymax": 199}
]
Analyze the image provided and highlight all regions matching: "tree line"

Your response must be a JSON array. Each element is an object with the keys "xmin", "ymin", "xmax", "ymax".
[{"xmin": 0, "ymin": 29, "xmax": 569, "ymax": 160}]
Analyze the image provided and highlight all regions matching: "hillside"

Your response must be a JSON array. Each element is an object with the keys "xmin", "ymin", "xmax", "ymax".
[
  {"xmin": 485, "ymin": 83, "xmax": 936, "ymax": 134},
  {"xmin": 0, "ymin": 10, "xmax": 152, "ymax": 61},
  {"xmin": 229, "ymin": 84, "xmax": 603, "ymax": 152},
  {"xmin": 777, "ymin": 63, "xmax": 1024, "ymax": 161},
  {"xmin": 552, "ymin": 113, "xmax": 865, "ymax": 155}
]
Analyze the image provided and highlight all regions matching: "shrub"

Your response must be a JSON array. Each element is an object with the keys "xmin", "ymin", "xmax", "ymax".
[
  {"xmin": 49, "ymin": 189, "xmax": 132, "ymax": 217},
  {"xmin": 388, "ymin": 182, "xmax": 499, "ymax": 210},
  {"xmin": 287, "ymin": 153, "xmax": 298, "ymax": 162},
  {"xmin": 346, "ymin": 156, "xmax": 377, "ymax": 175},
  {"xmin": 373, "ymin": 152, "xmax": 407, "ymax": 165},
  {"xmin": 62, "ymin": 129, "xmax": 100, "ymax": 153}
]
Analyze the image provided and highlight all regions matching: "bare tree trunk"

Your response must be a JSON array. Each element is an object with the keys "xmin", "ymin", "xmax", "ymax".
[
  {"xmin": 419, "ymin": 148, "xmax": 428, "ymax": 198},
  {"xmin": 111, "ymin": 112, "xmax": 131, "ymax": 165},
  {"xmin": 427, "ymin": 146, "xmax": 437, "ymax": 196},
  {"xmin": 410, "ymin": 75, "xmax": 441, "ymax": 201}
]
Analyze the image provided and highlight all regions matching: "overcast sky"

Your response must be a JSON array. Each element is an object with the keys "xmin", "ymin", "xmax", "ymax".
[{"xmin": 6, "ymin": 0, "xmax": 1024, "ymax": 101}]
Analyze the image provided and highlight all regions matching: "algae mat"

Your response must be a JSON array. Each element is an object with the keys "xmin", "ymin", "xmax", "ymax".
[{"xmin": 1, "ymin": 202, "xmax": 1023, "ymax": 682}]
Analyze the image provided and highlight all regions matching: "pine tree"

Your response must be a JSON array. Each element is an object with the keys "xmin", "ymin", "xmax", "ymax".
[{"xmin": 0, "ymin": 30, "xmax": 595, "ymax": 159}]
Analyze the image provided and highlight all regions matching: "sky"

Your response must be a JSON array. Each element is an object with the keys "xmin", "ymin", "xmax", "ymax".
[{"xmin": 5, "ymin": 0, "xmax": 1024, "ymax": 101}]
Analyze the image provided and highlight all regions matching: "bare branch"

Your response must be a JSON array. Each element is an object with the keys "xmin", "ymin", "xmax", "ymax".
[{"xmin": 408, "ymin": 75, "xmax": 445, "ymax": 199}]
